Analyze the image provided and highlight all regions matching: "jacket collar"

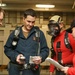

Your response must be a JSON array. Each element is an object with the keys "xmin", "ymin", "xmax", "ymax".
[{"xmin": 19, "ymin": 26, "xmax": 36, "ymax": 39}]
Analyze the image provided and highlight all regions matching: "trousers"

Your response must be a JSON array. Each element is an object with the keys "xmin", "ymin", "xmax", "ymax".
[{"xmin": 8, "ymin": 62, "xmax": 40, "ymax": 75}]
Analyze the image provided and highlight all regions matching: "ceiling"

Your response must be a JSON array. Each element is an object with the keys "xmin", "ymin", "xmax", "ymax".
[{"xmin": 1, "ymin": 0, "xmax": 75, "ymax": 12}]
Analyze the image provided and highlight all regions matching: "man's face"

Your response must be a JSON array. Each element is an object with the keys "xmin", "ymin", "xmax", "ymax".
[
  {"xmin": 23, "ymin": 15, "xmax": 36, "ymax": 32},
  {"xmin": 0, "ymin": 12, "xmax": 3, "ymax": 26}
]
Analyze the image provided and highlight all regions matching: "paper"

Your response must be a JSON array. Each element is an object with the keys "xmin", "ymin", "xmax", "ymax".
[
  {"xmin": 29, "ymin": 56, "xmax": 35, "ymax": 64},
  {"xmin": 45, "ymin": 57, "xmax": 64, "ymax": 69}
]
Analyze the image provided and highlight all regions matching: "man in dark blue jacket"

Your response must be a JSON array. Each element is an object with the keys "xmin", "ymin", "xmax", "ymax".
[{"xmin": 4, "ymin": 9, "xmax": 49, "ymax": 75}]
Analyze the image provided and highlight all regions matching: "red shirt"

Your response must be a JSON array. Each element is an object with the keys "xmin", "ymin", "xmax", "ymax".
[
  {"xmin": 49, "ymin": 30, "xmax": 75, "ymax": 72},
  {"xmin": 67, "ymin": 55, "xmax": 75, "ymax": 75}
]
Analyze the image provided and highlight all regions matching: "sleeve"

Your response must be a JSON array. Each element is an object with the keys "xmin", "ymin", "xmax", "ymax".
[
  {"xmin": 67, "ymin": 57, "xmax": 75, "ymax": 75},
  {"xmin": 49, "ymin": 56, "xmax": 56, "ymax": 72},
  {"xmin": 39, "ymin": 31, "xmax": 49, "ymax": 62},
  {"xmin": 67, "ymin": 67, "xmax": 75, "ymax": 75},
  {"xmin": 4, "ymin": 31, "xmax": 19, "ymax": 62},
  {"xmin": 49, "ymin": 64, "xmax": 55, "ymax": 72},
  {"xmin": 67, "ymin": 53, "xmax": 75, "ymax": 75}
]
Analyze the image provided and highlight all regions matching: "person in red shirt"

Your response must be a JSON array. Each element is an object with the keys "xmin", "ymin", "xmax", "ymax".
[
  {"xmin": 61, "ymin": 54, "xmax": 75, "ymax": 75},
  {"xmin": 60, "ymin": 20, "xmax": 75, "ymax": 75},
  {"xmin": 47, "ymin": 15, "xmax": 75, "ymax": 75}
]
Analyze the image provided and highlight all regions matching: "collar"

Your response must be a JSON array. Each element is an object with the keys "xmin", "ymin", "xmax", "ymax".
[{"xmin": 19, "ymin": 26, "xmax": 36, "ymax": 39}]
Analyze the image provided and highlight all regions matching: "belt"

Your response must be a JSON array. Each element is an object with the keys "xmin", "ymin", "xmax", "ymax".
[{"xmin": 9, "ymin": 61, "xmax": 39, "ymax": 70}]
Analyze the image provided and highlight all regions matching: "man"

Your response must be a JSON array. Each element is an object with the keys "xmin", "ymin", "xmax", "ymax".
[
  {"xmin": 0, "ymin": 7, "xmax": 4, "ymax": 25},
  {"xmin": 47, "ymin": 15, "xmax": 75, "ymax": 75},
  {"xmin": 4, "ymin": 9, "xmax": 49, "ymax": 75}
]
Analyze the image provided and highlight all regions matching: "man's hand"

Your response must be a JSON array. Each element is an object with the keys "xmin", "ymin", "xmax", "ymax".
[
  {"xmin": 16, "ymin": 54, "xmax": 25, "ymax": 64},
  {"xmin": 49, "ymin": 72, "xmax": 53, "ymax": 75},
  {"xmin": 61, "ymin": 67, "xmax": 69, "ymax": 74},
  {"xmin": 32, "ymin": 56, "xmax": 42, "ymax": 64}
]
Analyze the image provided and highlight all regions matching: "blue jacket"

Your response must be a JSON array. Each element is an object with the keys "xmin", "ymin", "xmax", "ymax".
[{"xmin": 4, "ymin": 26, "xmax": 49, "ymax": 64}]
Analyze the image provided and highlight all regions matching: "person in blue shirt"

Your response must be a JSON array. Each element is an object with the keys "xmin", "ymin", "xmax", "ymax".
[{"xmin": 4, "ymin": 9, "xmax": 49, "ymax": 75}]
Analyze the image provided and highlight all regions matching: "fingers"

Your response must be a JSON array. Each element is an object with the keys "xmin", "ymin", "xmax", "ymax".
[
  {"xmin": 32, "ymin": 56, "xmax": 42, "ymax": 64},
  {"xmin": 16, "ymin": 54, "xmax": 25, "ymax": 64}
]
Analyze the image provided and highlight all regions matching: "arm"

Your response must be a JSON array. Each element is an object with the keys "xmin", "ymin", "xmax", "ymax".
[
  {"xmin": 49, "ymin": 72, "xmax": 54, "ymax": 75},
  {"xmin": 4, "ymin": 31, "xmax": 19, "ymax": 63},
  {"xmin": 39, "ymin": 31, "xmax": 49, "ymax": 62},
  {"xmin": 62, "ymin": 31, "xmax": 75, "ymax": 64},
  {"xmin": 50, "ymin": 64, "xmax": 55, "ymax": 72},
  {"xmin": 49, "ymin": 56, "xmax": 56, "ymax": 73},
  {"xmin": 61, "ymin": 54, "xmax": 75, "ymax": 75},
  {"xmin": 61, "ymin": 66, "xmax": 69, "ymax": 74},
  {"xmin": 32, "ymin": 30, "xmax": 49, "ymax": 64},
  {"xmin": 61, "ymin": 66, "xmax": 75, "ymax": 75},
  {"xmin": 67, "ymin": 55, "xmax": 75, "ymax": 75},
  {"xmin": 68, "ymin": 67, "xmax": 75, "ymax": 75}
]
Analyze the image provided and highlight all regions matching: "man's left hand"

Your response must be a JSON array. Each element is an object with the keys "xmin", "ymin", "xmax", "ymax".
[{"xmin": 32, "ymin": 56, "xmax": 42, "ymax": 64}]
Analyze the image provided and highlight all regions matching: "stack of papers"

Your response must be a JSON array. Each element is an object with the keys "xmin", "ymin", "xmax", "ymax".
[{"xmin": 45, "ymin": 57, "xmax": 64, "ymax": 69}]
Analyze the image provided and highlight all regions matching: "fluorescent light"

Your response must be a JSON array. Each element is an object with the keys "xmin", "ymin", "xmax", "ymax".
[
  {"xmin": 36, "ymin": 4, "xmax": 55, "ymax": 8},
  {"xmin": 0, "ymin": 3, "xmax": 6, "ymax": 6}
]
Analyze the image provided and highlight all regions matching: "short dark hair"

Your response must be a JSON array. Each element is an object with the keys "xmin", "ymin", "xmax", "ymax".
[
  {"xmin": 23, "ymin": 9, "xmax": 37, "ymax": 18},
  {"xmin": 71, "ymin": 19, "xmax": 75, "ymax": 28}
]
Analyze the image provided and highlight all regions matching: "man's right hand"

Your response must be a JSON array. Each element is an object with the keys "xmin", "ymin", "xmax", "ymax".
[
  {"xmin": 61, "ymin": 67, "xmax": 69, "ymax": 74},
  {"xmin": 16, "ymin": 54, "xmax": 25, "ymax": 64}
]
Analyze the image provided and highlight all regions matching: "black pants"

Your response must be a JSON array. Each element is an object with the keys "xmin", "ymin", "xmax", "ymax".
[{"xmin": 56, "ymin": 69, "xmax": 66, "ymax": 75}]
